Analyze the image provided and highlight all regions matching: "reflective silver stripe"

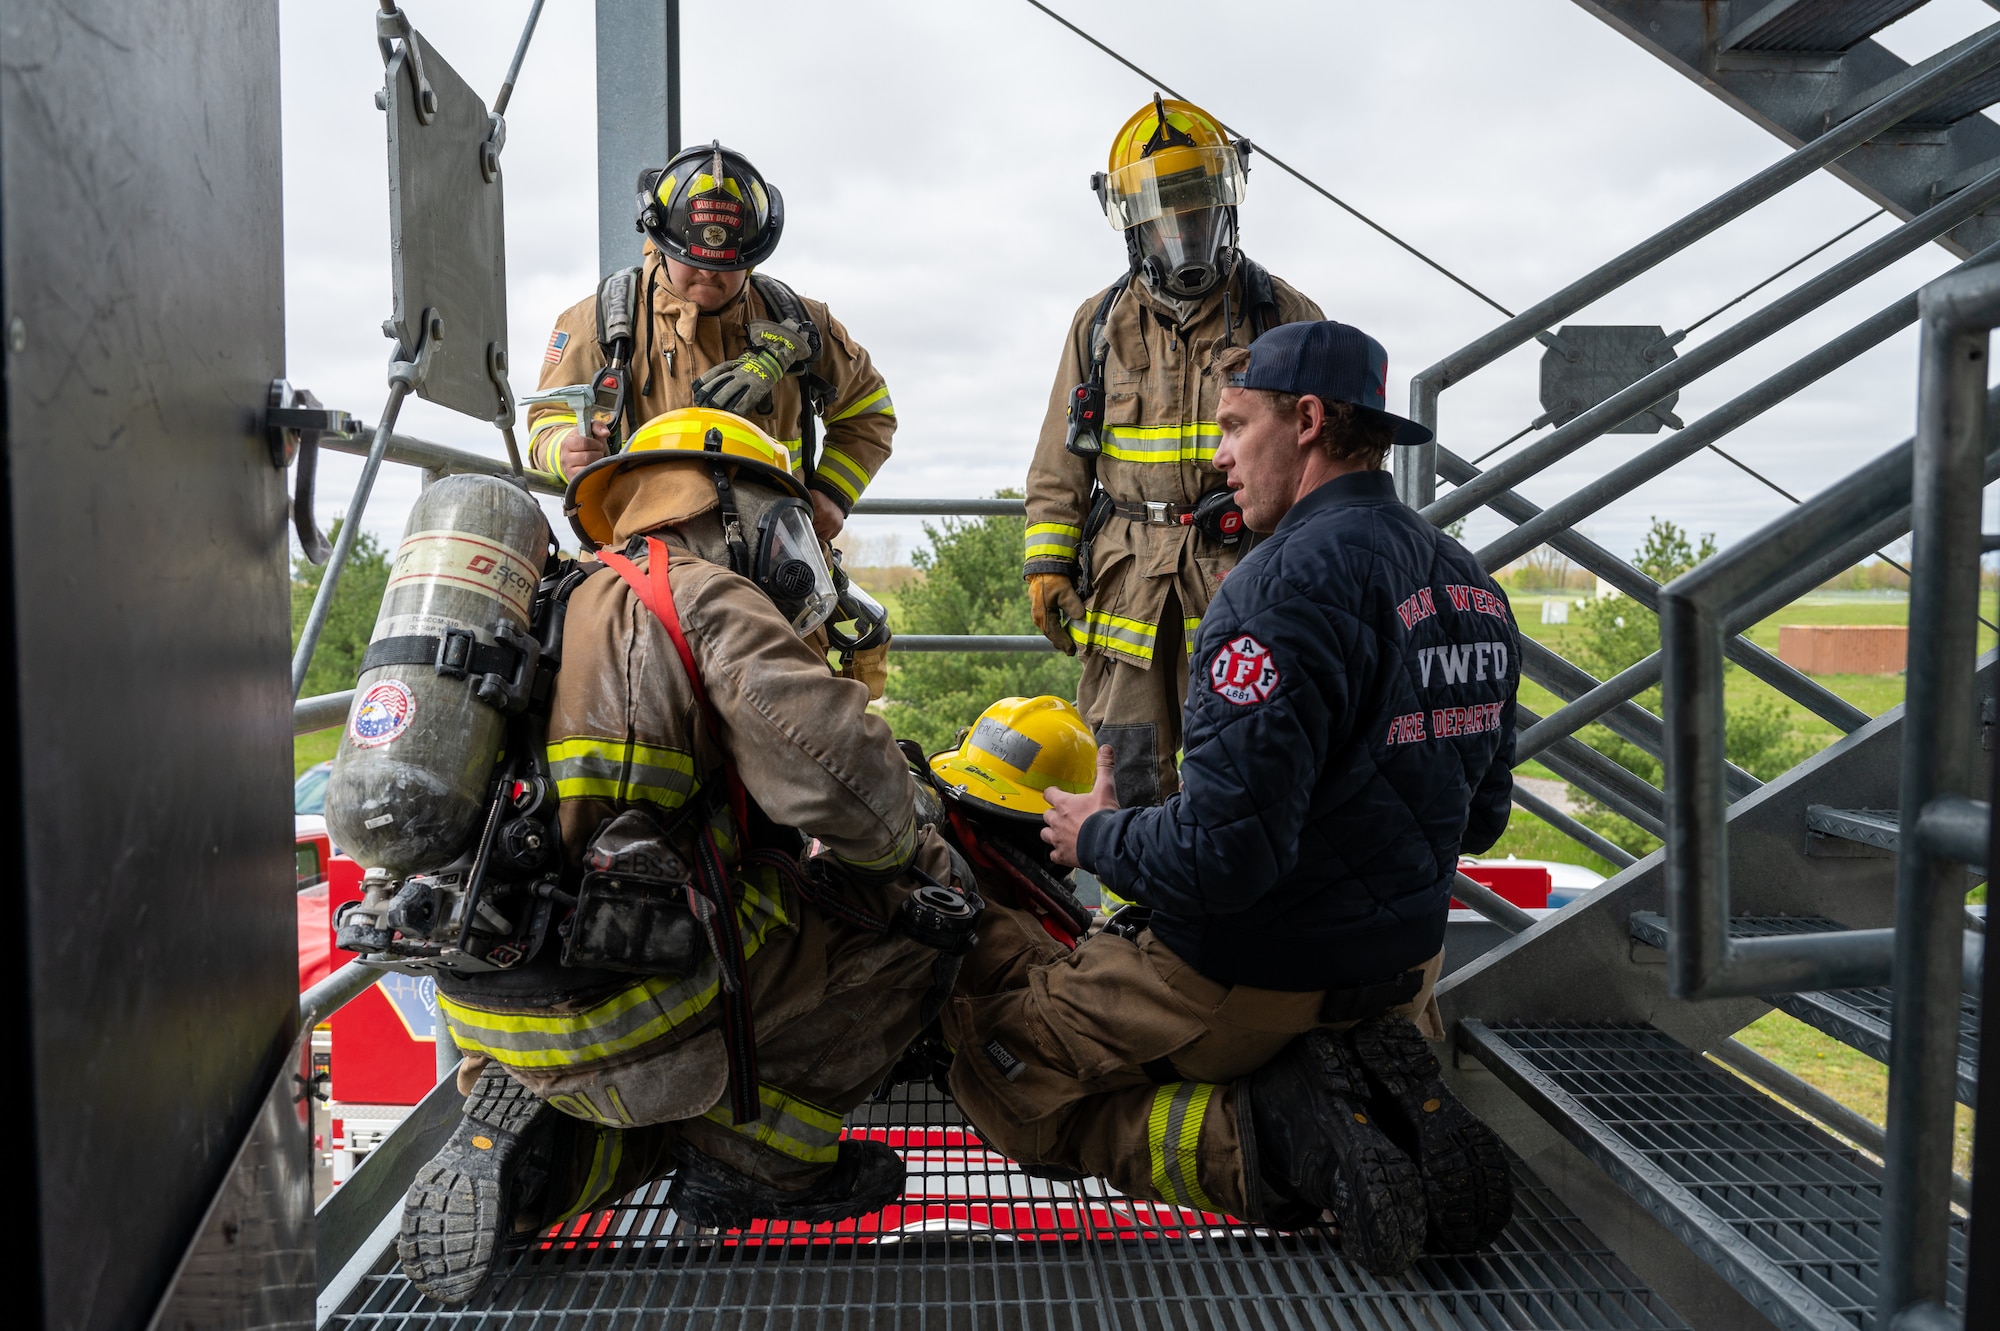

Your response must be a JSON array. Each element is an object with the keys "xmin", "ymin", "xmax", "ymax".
[{"xmin": 702, "ymin": 1084, "xmax": 844, "ymax": 1163}]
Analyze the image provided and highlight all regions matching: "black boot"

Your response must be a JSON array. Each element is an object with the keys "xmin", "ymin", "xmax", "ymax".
[
  {"xmin": 669, "ymin": 1138, "xmax": 906, "ymax": 1230},
  {"xmin": 396, "ymin": 1065, "xmax": 553, "ymax": 1306},
  {"xmin": 1349, "ymin": 1014, "xmax": 1512, "ymax": 1253},
  {"xmin": 1247, "ymin": 1030, "xmax": 1426, "ymax": 1275}
]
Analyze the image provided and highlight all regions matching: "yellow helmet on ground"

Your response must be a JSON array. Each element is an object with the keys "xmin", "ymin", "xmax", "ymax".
[
  {"xmin": 565, "ymin": 406, "xmax": 806, "ymax": 551},
  {"xmin": 930, "ymin": 696, "xmax": 1098, "ymax": 822},
  {"xmin": 1095, "ymin": 94, "xmax": 1247, "ymax": 232}
]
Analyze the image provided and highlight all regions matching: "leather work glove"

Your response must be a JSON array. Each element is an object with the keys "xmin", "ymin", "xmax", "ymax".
[
  {"xmin": 691, "ymin": 318, "xmax": 818, "ymax": 416},
  {"xmin": 1026, "ymin": 572, "xmax": 1086, "ymax": 655}
]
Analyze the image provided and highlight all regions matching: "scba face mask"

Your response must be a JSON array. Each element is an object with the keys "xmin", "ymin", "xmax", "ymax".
[
  {"xmin": 753, "ymin": 498, "xmax": 837, "ymax": 635},
  {"xmin": 1134, "ymin": 206, "xmax": 1234, "ymax": 300}
]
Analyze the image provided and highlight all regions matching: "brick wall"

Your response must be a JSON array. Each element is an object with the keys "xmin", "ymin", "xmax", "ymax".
[{"xmin": 1777, "ymin": 624, "xmax": 1907, "ymax": 675}]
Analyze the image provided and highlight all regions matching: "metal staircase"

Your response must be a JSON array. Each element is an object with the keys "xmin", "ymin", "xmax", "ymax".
[{"xmin": 160, "ymin": 2, "xmax": 2000, "ymax": 1328}]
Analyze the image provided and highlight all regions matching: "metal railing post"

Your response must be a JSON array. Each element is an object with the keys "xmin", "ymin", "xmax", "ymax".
[{"xmin": 1880, "ymin": 266, "xmax": 1999, "ymax": 1322}]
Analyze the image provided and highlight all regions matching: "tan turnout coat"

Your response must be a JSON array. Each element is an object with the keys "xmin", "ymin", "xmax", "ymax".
[
  {"xmin": 529, "ymin": 247, "xmax": 896, "ymax": 512},
  {"xmin": 1023, "ymin": 265, "xmax": 1323, "ymax": 667}
]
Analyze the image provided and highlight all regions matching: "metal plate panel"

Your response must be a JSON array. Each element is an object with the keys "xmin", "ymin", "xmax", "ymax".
[
  {"xmin": 385, "ymin": 31, "xmax": 508, "ymax": 423},
  {"xmin": 1540, "ymin": 326, "xmax": 1679, "ymax": 434},
  {"xmin": 0, "ymin": 2, "xmax": 294, "ymax": 1328}
]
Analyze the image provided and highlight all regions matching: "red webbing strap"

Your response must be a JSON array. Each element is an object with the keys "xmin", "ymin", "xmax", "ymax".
[
  {"xmin": 596, "ymin": 539, "xmax": 751, "ymax": 840},
  {"xmin": 596, "ymin": 538, "xmax": 760, "ymax": 1124}
]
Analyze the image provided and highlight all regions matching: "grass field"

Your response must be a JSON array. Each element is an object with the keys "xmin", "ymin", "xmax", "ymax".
[{"xmin": 1734, "ymin": 1010, "xmax": 1976, "ymax": 1178}]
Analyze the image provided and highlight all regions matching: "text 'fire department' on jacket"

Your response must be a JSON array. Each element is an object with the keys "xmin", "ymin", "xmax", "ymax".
[{"xmin": 1077, "ymin": 470, "xmax": 1519, "ymax": 991}]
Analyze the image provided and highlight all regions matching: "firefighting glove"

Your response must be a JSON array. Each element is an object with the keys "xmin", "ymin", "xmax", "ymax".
[
  {"xmin": 691, "ymin": 319, "xmax": 819, "ymax": 416},
  {"xmin": 1026, "ymin": 572, "xmax": 1086, "ymax": 655}
]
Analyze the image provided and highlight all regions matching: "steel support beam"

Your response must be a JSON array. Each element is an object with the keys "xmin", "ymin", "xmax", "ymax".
[{"xmin": 596, "ymin": 0, "xmax": 678, "ymax": 278}]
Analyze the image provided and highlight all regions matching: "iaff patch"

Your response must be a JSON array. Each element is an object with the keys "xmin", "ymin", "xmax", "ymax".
[
  {"xmin": 544, "ymin": 330, "xmax": 569, "ymax": 364},
  {"xmin": 1208, "ymin": 634, "xmax": 1280, "ymax": 705}
]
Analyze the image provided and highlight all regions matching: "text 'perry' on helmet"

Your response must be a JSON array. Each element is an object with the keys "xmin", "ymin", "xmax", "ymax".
[
  {"xmin": 565, "ymin": 406, "xmax": 806, "ymax": 550},
  {"xmin": 637, "ymin": 141, "xmax": 784, "ymax": 271},
  {"xmin": 1093, "ymin": 95, "xmax": 1248, "ymax": 231},
  {"xmin": 929, "ymin": 696, "xmax": 1098, "ymax": 822}
]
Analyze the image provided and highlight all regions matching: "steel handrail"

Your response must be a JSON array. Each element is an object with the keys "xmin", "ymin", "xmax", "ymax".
[
  {"xmin": 1395, "ymin": 23, "xmax": 2000, "ymax": 506},
  {"xmin": 1877, "ymin": 263, "xmax": 2000, "ymax": 1319},
  {"xmin": 1480, "ymin": 237, "xmax": 2000, "ymax": 576},
  {"xmin": 1425, "ymin": 163, "xmax": 2000, "ymax": 529}
]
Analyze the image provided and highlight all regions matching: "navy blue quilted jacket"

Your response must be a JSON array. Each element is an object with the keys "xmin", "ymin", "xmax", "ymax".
[{"xmin": 1076, "ymin": 469, "xmax": 1519, "ymax": 991}]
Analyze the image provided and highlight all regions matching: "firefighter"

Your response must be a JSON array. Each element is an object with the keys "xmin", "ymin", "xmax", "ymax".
[
  {"xmin": 1023, "ymin": 95, "xmax": 1324, "ymax": 809},
  {"xmin": 956, "ymin": 324, "xmax": 1518, "ymax": 1277},
  {"xmin": 396, "ymin": 408, "xmax": 975, "ymax": 1305},
  {"xmin": 529, "ymin": 141, "xmax": 895, "ymax": 688}
]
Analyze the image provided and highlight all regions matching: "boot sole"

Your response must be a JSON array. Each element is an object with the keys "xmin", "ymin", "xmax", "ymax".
[
  {"xmin": 1350, "ymin": 1016, "xmax": 1512, "ymax": 1253},
  {"xmin": 397, "ymin": 1071, "xmax": 549, "ymax": 1306},
  {"xmin": 1296, "ymin": 1032, "xmax": 1428, "ymax": 1277}
]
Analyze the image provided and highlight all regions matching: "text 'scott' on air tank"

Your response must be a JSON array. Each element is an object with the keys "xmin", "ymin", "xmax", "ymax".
[{"xmin": 326, "ymin": 475, "xmax": 550, "ymax": 873}]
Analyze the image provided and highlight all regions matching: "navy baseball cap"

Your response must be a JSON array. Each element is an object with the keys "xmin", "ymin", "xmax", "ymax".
[{"xmin": 1227, "ymin": 320, "xmax": 1433, "ymax": 446}]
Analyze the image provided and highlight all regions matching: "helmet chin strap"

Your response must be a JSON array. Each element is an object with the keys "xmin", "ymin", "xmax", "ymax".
[{"xmin": 701, "ymin": 427, "xmax": 752, "ymax": 577}]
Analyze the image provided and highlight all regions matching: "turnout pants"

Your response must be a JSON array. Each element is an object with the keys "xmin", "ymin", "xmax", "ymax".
[
  {"xmin": 1078, "ymin": 591, "xmax": 1190, "ymax": 807},
  {"xmin": 939, "ymin": 900, "xmax": 1442, "ymax": 1220},
  {"xmin": 451, "ymin": 869, "xmax": 945, "ymax": 1229}
]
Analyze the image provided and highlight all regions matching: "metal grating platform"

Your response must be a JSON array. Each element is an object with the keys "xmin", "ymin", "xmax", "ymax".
[
  {"xmin": 1627, "ymin": 912, "xmax": 1980, "ymax": 1107},
  {"xmin": 326, "ymin": 1082, "xmax": 1689, "ymax": 1330},
  {"xmin": 1461, "ymin": 1021, "xmax": 1967, "ymax": 1331}
]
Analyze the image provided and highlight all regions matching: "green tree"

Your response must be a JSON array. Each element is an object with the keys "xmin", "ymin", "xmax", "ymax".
[
  {"xmin": 884, "ymin": 494, "xmax": 1083, "ymax": 754},
  {"xmin": 1568, "ymin": 518, "xmax": 1810, "ymax": 855},
  {"xmin": 291, "ymin": 523, "xmax": 392, "ymax": 701}
]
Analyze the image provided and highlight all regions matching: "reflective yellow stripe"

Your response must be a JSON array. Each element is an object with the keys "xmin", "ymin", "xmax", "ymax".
[
  {"xmin": 1147, "ymin": 1081, "xmax": 1220, "ymax": 1212},
  {"xmin": 828, "ymin": 384, "xmax": 894, "ymax": 423},
  {"xmin": 555, "ymin": 1128, "xmax": 627, "ymax": 1222},
  {"xmin": 1184, "ymin": 616, "xmax": 1202, "ymax": 656},
  {"xmin": 814, "ymin": 446, "xmax": 870, "ymax": 504},
  {"xmin": 441, "ymin": 876, "xmax": 790, "ymax": 1068},
  {"xmin": 1025, "ymin": 522, "xmax": 1082, "ymax": 561},
  {"xmin": 701, "ymin": 1084, "xmax": 844, "ymax": 1164},
  {"xmin": 1101, "ymin": 421, "xmax": 1221, "ymax": 464},
  {"xmin": 1079, "ymin": 610, "xmax": 1157, "ymax": 663},
  {"xmin": 832, "ymin": 815, "xmax": 917, "ymax": 875},
  {"xmin": 529, "ymin": 413, "xmax": 579, "ymax": 482},
  {"xmin": 546, "ymin": 735, "xmax": 698, "ymax": 811},
  {"xmin": 774, "ymin": 437, "xmax": 803, "ymax": 473}
]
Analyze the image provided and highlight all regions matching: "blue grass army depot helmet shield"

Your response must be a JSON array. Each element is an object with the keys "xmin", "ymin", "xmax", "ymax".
[{"xmin": 1228, "ymin": 320, "xmax": 1434, "ymax": 446}]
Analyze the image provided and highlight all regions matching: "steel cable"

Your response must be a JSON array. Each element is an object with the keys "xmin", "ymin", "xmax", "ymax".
[{"xmin": 1020, "ymin": 0, "xmax": 1515, "ymax": 318}]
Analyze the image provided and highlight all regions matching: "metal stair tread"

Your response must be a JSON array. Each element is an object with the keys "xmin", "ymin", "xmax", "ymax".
[
  {"xmin": 1460, "ymin": 1020, "xmax": 1967, "ymax": 1331},
  {"xmin": 1804, "ymin": 804, "xmax": 1900, "ymax": 852},
  {"xmin": 1722, "ymin": 1, "xmax": 1931, "ymax": 55},
  {"xmin": 324, "ymin": 1081, "xmax": 1690, "ymax": 1330},
  {"xmin": 1627, "ymin": 912, "xmax": 1981, "ymax": 1107}
]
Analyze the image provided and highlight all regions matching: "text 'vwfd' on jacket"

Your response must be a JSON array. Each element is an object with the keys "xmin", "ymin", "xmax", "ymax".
[{"xmin": 1077, "ymin": 470, "xmax": 1518, "ymax": 990}]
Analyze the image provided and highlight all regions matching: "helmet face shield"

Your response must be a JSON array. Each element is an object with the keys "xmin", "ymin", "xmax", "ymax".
[
  {"xmin": 1134, "ymin": 205, "xmax": 1234, "ymax": 300},
  {"xmin": 1102, "ymin": 144, "xmax": 1246, "ymax": 231},
  {"xmin": 754, "ymin": 499, "xmax": 837, "ymax": 635}
]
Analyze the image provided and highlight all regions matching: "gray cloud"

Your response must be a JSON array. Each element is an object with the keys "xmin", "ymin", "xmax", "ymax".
[{"xmin": 283, "ymin": 0, "xmax": 1999, "ymax": 566}]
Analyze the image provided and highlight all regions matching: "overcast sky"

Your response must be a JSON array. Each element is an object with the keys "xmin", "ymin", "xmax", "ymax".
[{"xmin": 281, "ymin": 0, "xmax": 2000, "ymax": 566}]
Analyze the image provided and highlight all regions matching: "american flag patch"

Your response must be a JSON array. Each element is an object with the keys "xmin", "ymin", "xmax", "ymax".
[{"xmin": 543, "ymin": 330, "xmax": 569, "ymax": 364}]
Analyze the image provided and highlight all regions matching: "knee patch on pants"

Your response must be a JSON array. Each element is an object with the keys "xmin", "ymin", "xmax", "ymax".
[{"xmin": 1095, "ymin": 723, "xmax": 1160, "ymax": 807}]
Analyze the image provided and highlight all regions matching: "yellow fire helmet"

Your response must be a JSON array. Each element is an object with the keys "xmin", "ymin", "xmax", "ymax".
[
  {"xmin": 1095, "ymin": 93, "xmax": 1247, "ymax": 232},
  {"xmin": 565, "ymin": 406, "xmax": 807, "ymax": 551},
  {"xmin": 929, "ymin": 696, "xmax": 1099, "ymax": 822}
]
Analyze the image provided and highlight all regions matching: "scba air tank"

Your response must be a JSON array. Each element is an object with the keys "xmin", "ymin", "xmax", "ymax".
[{"xmin": 325, "ymin": 475, "xmax": 550, "ymax": 876}]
